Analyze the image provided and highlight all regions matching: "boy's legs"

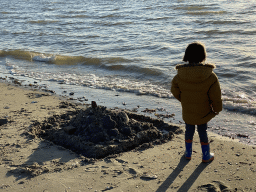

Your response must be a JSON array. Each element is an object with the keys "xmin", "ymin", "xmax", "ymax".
[
  {"xmin": 185, "ymin": 124, "xmax": 195, "ymax": 159},
  {"xmin": 185, "ymin": 123, "xmax": 195, "ymax": 141},
  {"xmin": 197, "ymin": 123, "xmax": 208, "ymax": 143},
  {"xmin": 197, "ymin": 123, "xmax": 214, "ymax": 162}
]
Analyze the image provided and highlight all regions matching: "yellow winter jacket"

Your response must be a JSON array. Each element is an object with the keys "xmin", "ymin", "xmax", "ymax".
[{"xmin": 171, "ymin": 63, "xmax": 222, "ymax": 125}]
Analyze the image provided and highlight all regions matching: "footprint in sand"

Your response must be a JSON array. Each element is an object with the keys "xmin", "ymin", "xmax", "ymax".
[{"xmin": 197, "ymin": 181, "xmax": 231, "ymax": 192}]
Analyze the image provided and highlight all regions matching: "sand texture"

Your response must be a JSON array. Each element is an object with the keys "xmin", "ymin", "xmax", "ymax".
[{"xmin": 0, "ymin": 82, "xmax": 256, "ymax": 192}]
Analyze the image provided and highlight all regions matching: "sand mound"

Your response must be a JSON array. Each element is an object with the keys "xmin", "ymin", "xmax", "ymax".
[{"xmin": 28, "ymin": 102, "xmax": 182, "ymax": 159}]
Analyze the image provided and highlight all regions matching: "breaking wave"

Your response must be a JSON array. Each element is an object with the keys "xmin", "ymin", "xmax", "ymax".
[
  {"xmin": 222, "ymin": 91, "xmax": 256, "ymax": 116},
  {"xmin": 0, "ymin": 49, "xmax": 163, "ymax": 77},
  {"xmin": 3, "ymin": 58, "xmax": 171, "ymax": 98}
]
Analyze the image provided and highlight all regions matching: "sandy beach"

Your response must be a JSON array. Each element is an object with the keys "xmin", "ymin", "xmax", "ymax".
[{"xmin": 0, "ymin": 82, "xmax": 256, "ymax": 192}]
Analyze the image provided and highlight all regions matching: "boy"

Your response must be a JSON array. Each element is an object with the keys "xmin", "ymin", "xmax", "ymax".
[{"xmin": 171, "ymin": 42, "xmax": 222, "ymax": 163}]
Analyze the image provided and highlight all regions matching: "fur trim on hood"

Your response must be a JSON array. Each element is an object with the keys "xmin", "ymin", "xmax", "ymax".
[
  {"xmin": 175, "ymin": 63, "xmax": 216, "ymax": 84},
  {"xmin": 175, "ymin": 63, "xmax": 216, "ymax": 70}
]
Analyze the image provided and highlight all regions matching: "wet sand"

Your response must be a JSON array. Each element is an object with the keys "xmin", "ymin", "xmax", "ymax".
[{"xmin": 0, "ymin": 82, "xmax": 256, "ymax": 192}]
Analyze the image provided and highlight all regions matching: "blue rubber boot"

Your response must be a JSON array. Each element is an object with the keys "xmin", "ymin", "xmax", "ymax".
[
  {"xmin": 201, "ymin": 142, "xmax": 214, "ymax": 163},
  {"xmin": 185, "ymin": 139, "xmax": 193, "ymax": 160}
]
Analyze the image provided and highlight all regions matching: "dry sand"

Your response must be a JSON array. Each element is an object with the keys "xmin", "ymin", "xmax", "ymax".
[{"xmin": 0, "ymin": 82, "xmax": 256, "ymax": 192}]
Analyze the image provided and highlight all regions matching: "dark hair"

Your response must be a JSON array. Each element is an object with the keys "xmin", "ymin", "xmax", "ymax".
[{"xmin": 183, "ymin": 42, "xmax": 206, "ymax": 63}]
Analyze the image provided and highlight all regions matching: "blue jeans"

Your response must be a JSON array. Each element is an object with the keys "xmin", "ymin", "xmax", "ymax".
[{"xmin": 185, "ymin": 123, "xmax": 208, "ymax": 143}]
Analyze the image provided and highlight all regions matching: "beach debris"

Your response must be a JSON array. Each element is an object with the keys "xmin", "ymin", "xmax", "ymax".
[
  {"xmin": 0, "ymin": 184, "xmax": 10, "ymax": 189},
  {"xmin": 131, "ymin": 108, "xmax": 138, "ymax": 112},
  {"xmin": 69, "ymin": 92, "xmax": 74, "ymax": 96},
  {"xmin": 13, "ymin": 79, "xmax": 22, "ymax": 86},
  {"xmin": 43, "ymin": 89, "xmax": 55, "ymax": 94},
  {"xmin": 249, "ymin": 121, "xmax": 256, "ymax": 125},
  {"xmin": 154, "ymin": 113, "xmax": 175, "ymax": 119},
  {"xmin": 59, "ymin": 101, "xmax": 77, "ymax": 109},
  {"xmin": 77, "ymin": 96, "xmax": 88, "ymax": 102},
  {"xmin": 26, "ymin": 93, "xmax": 50, "ymax": 99},
  {"xmin": 142, "ymin": 108, "xmax": 156, "ymax": 113},
  {"xmin": 102, "ymin": 186, "xmax": 115, "ymax": 191},
  {"xmin": 140, "ymin": 173, "xmax": 158, "ymax": 180},
  {"xmin": 236, "ymin": 133, "xmax": 249, "ymax": 138},
  {"xmin": 156, "ymin": 107, "xmax": 166, "ymax": 112}
]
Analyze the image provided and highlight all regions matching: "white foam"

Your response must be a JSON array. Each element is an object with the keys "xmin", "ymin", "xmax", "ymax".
[
  {"xmin": 223, "ymin": 97, "xmax": 256, "ymax": 115},
  {"xmin": 32, "ymin": 54, "xmax": 55, "ymax": 62},
  {"xmin": 12, "ymin": 66, "xmax": 172, "ymax": 98},
  {"xmin": 3, "ymin": 59, "xmax": 256, "ymax": 117}
]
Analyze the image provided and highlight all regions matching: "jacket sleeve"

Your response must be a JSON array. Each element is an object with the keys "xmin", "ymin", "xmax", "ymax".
[
  {"xmin": 208, "ymin": 74, "xmax": 222, "ymax": 113},
  {"xmin": 171, "ymin": 75, "xmax": 181, "ymax": 102}
]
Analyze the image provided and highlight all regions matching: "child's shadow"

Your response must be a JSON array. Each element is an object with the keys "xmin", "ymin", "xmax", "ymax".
[{"xmin": 156, "ymin": 156, "xmax": 211, "ymax": 192}]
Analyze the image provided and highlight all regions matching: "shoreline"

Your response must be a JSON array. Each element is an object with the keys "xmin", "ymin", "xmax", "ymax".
[
  {"xmin": 1, "ymin": 75, "xmax": 254, "ymax": 146},
  {"xmin": 1, "ymin": 82, "xmax": 256, "ymax": 192}
]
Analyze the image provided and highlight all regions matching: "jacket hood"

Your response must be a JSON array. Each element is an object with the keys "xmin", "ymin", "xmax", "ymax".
[{"xmin": 175, "ymin": 63, "xmax": 216, "ymax": 83}]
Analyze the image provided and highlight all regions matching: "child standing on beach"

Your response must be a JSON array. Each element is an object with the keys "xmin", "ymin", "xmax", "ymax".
[{"xmin": 171, "ymin": 42, "xmax": 222, "ymax": 163}]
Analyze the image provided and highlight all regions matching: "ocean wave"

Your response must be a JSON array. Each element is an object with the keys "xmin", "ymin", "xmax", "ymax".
[
  {"xmin": 195, "ymin": 29, "xmax": 243, "ymax": 35},
  {"xmin": 0, "ymin": 50, "xmax": 126, "ymax": 65},
  {"xmin": 102, "ymin": 64, "xmax": 163, "ymax": 76},
  {"xmin": 186, "ymin": 11, "xmax": 227, "ymax": 15},
  {"xmin": 0, "ymin": 50, "xmax": 33, "ymax": 61},
  {"xmin": 28, "ymin": 20, "xmax": 59, "ymax": 24},
  {"xmin": 3, "ymin": 59, "xmax": 171, "ymax": 98},
  {"xmin": 56, "ymin": 14, "xmax": 90, "ymax": 19},
  {"xmin": 222, "ymin": 91, "xmax": 256, "ymax": 116},
  {"xmin": 240, "ymin": 30, "xmax": 256, "ymax": 35},
  {"xmin": 197, "ymin": 20, "xmax": 249, "ymax": 25},
  {"xmin": 1, "ymin": 11, "xmax": 10, "ymax": 14},
  {"xmin": 93, "ymin": 21, "xmax": 133, "ymax": 26},
  {"xmin": 71, "ymin": 15, "xmax": 90, "ymax": 18},
  {"xmin": 198, "ymin": 29, "xmax": 256, "ymax": 36},
  {"xmin": 144, "ymin": 16, "xmax": 174, "ymax": 21},
  {"xmin": 174, "ymin": 5, "xmax": 214, "ymax": 11},
  {"xmin": 68, "ymin": 10, "xmax": 87, "ymax": 14},
  {"xmin": 11, "ymin": 31, "xmax": 30, "ymax": 35},
  {"xmin": 0, "ymin": 50, "xmax": 162, "ymax": 77},
  {"xmin": 223, "ymin": 101, "xmax": 256, "ymax": 116},
  {"xmin": 99, "ymin": 14, "xmax": 121, "ymax": 19}
]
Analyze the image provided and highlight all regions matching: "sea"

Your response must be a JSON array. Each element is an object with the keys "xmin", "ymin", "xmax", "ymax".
[{"xmin": 0, "ymin": 0, "xmax": 255, "ymax": 145}]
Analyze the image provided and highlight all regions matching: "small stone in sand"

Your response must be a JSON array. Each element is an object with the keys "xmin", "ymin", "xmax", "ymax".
[{"xmin": 0, "ymin": 118, "xmax": 8, "ymax": 126}]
